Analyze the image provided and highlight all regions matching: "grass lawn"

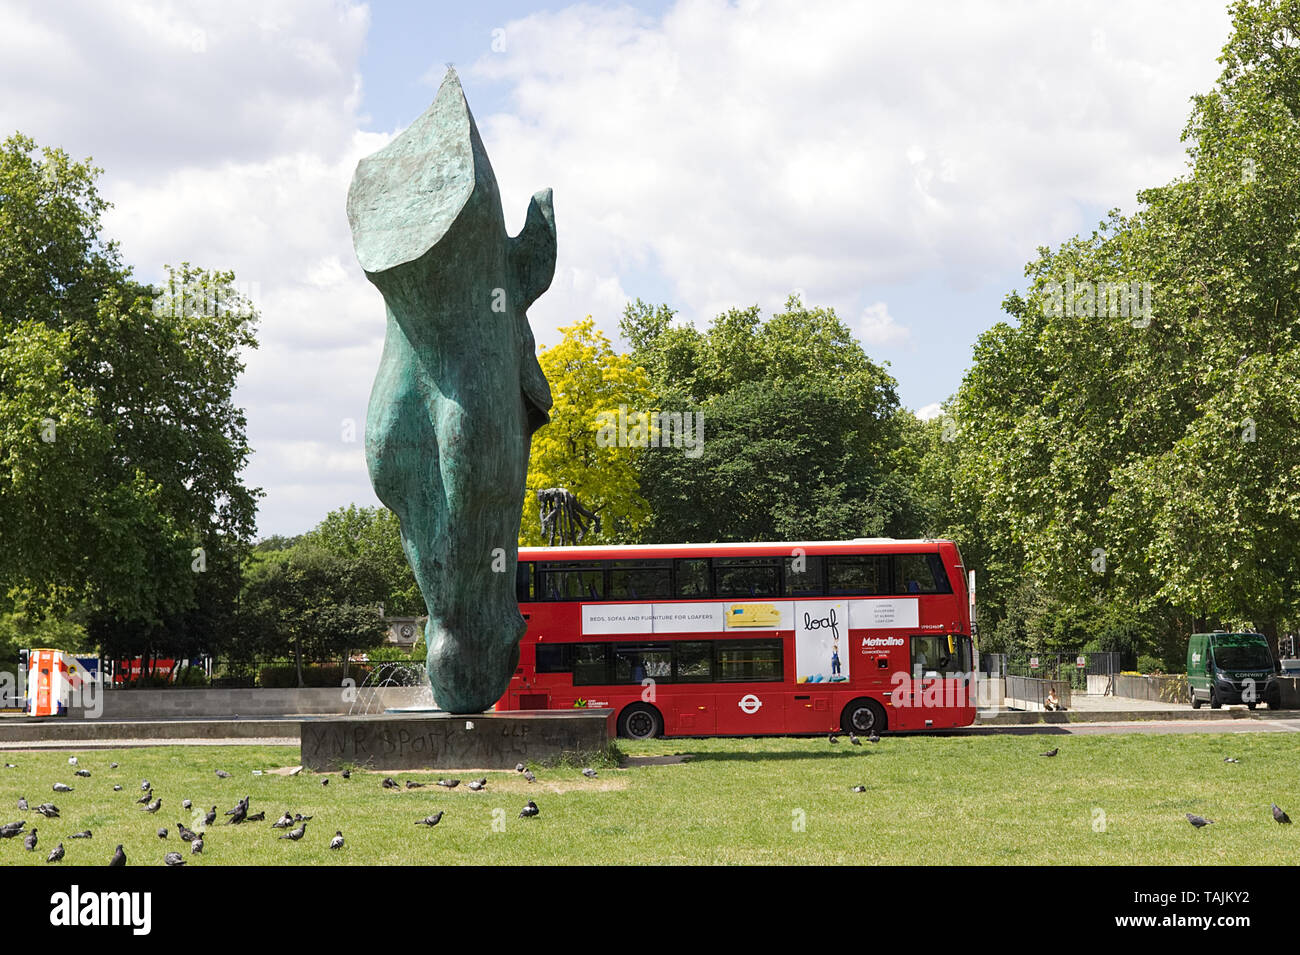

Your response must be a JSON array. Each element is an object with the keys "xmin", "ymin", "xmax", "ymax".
[{"xmin": 0, "ymin": 732, "xmax": 1296, "ymax": 865}]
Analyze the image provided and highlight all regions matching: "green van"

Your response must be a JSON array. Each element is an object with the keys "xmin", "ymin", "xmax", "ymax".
[{"xmin": 1187, "ymin": 632, "xmax": 1281, "ymax": 709}]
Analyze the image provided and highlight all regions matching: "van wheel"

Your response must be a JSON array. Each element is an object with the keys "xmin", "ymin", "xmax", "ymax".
[
  {"xmin": 1191, "ymin": 689, "xmax": 1202, "ymax": 710},
  {"xmin": 617, "ymin": 703, "xmax": 663, "ymax": 740},
  {"xmin": 1210, "ymin": 688, "xmax": 1222, "ymax": 709}
]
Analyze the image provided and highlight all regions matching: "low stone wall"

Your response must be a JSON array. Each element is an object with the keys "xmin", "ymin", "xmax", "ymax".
[
  {"xmin": 67, "ymin": 685, "xmax": 432, "ymax": 720},
  {"xmin": 301, "ymin": 709, "xmax": 614, "ymax": 771},
  {"xmin": 1114, "ymin": 674, "xmax": 1186, "ymax": 703}
]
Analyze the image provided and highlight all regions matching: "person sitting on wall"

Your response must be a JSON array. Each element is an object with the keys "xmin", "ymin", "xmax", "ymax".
[{"xmin": 1045, "ymin": 688, "xmax": 1066, "ymax": 711}]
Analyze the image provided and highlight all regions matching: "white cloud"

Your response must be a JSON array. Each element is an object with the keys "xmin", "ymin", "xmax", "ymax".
[
  {"xmin": 857, "ymin": 302, "xmax": 911, "ymax": 348},
  {"xmin": 914, "ymin": 402, "xmax": 944, "ymax": 421}
]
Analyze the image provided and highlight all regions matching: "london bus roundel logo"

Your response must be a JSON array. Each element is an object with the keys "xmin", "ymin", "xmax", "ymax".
[{"xmin": 738, "ymin": 694, "xmax": 762, "ymax": 715}]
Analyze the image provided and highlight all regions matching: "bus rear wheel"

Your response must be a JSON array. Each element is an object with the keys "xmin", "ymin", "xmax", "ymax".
[
  {"xmin": 618, "ymin": 703, "xmax": 663, "ymax": 740},
  {"xmin": 841, "ymin": 699, "xmax": 887, "ymax": 736}
]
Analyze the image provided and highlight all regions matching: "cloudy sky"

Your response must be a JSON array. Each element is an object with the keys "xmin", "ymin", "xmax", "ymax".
[{"xmin": 0, "ymin": 0, "xmax": 1233, "ymax": 537}]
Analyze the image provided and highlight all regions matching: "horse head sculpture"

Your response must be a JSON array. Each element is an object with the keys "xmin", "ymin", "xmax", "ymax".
[{"xmin": 346, "ymin": 68, "xmax": 554, "ymax": 713}]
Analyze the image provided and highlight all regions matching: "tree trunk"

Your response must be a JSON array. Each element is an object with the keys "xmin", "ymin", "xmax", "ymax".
[{"xmin": 295, "ymin": 634, "xmax": 304, "ymax": 688}]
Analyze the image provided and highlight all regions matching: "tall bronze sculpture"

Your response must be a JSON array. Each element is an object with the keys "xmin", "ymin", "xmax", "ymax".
[{"xmin": 346, "ymin": 69, "xmax": 554, "ymax": 713}]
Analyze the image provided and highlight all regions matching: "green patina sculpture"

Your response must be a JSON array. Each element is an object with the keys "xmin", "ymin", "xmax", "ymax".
[{"xmin": 346, "ymin": 68, "xmax": 554, "ymax": 714}]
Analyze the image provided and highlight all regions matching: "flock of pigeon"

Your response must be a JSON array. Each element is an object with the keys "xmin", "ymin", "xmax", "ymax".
[{"xmin": 0, "ymin": 756, "xmax": 582, "ymax": 864}]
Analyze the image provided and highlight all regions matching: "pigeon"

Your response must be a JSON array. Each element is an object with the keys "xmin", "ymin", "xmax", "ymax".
[
  {"xmin": 437, "ymin": 779, "xmax": 460, "ymax": 789},
  {"xmin": 382, "ymin": 777, "xmax": 400, "ymax": 790},
  {"xmin": 136, "ymin": 792, "xmax": 152, "ymax": 805},
  {"xmin": 293, "ymin": 814, "xmax": 312, "ymax": 822},
  {"xmin": 280, "ymin": 821, "xmax": 307, "ymax": 841},
  {"xmin": 204, "ymin": 806, "xmax": 217, "ymax": 827},
  {"xmin": 16, "ymin": 797, "xmax": 26, "ymax": 811},
  {"xmin": 225, "ymin": 796, "xmax": 249, "ymax": 816},
  {"xmin": 191, "ymin": 836, "xmax": 203, "ymax": 854},
  {"xmin": 516, "ymin": 763, "xmax": 526, "ymax": 773},
  {"xmin": 215, "ymin": 769, "xmax": 231, "ymax": 779},
  {"xmin": 581, "ymin": 768, "xmax": 597, "ymax": 779},
  {"xmin": 227, "ymin": 802, "xmax": 247, "ymax": 825},
  {"xmin": 272, "ymin": 813, "xmax": 294, "ymax": 829},
  {"xmin": 0, "ymin": 822, "xmax": 24, "ymax": 838},
  {"xmin": 1224, "ymin": 758, "xmax": 1240, "ymax": 763},
  {"xmin": 70, "ymin": 830, "xmax": 92, "ymax": 839},
  {"xmin": 1186, "ymin": 813, "xmax": 1214, "ymax": 828},
  {"xmin": 849, "ymin": 734, "xmax": 861, "ymax": 746},
  {"xmin": 246, "ymin": 811, "xmax": 265, "ymax": 822},
  {"xmin": 52, "ymin": 783, "xmax": 73, "ymax": 792},
  {"xmin": 519, "ymin": 801, "xmax": 539, "ymax": 818},
  {"xmin": 341, "ymin": 770, "xmax": 351, "ymax": 779},
  {"xmin": 109, "ymin": 844, "xmax": 126, "ymax": 866},
  {"xmin": 415, "ymin": 812, "xmax": 445, "ymax": 827},
  {"xmin": 1040, "ymin": 748, "xmax": 1059, "ymax": 758},
  {"xmin": 851, "ymin": 785, "xmax": 866, "ymax": 793},
  {"xmin": 113, "ymin": 785, "xmax": 122, "ymax": 791},
  {"xmin": 523, "ymin": 770, "xmax": 536, "ymax": 783},
  {"xmin": 157, "ymin": 828, "xmax": 168, "ymax": 839},
  {"xmin": 322, "ymin": 778, "xmax": 329, "ymax": 786},
  {"xmin": 182, "ymin": 799, "xmax": 192, "ymax": 810},
  {"xmin": 1273, "ymin": 804, "xmax": 1292, "ymax": 824},
  {"xmin": 164, "ymin": 851, "xmax": 185, "ymax": 866},
  {"xmin": 829, "ymin": 734, "xmax": 839, "ymax": 744},
  {"xmin": 141, "ymin": 780, "xmax": 151, "ymax": 791},
  {"xmin": 25, "ymin": 828, "xmax": 37, "ymax": 851},
  {"xmin": 406, "ymin": 781, "xmax": 426, "ymax": 789},
  {"xmin": 468, "ymin": 779, "xmax": 486, "ymax": 791},
  {"xmin": 46, "ymin": 842, "xmax": 64, "ymax": 863},
  {"xmin": 3, "ymin": 763, "xmax": 14, "ymax": 769},
  {"xmin": 868, "ymin": 732, "xmax": 880, "ymax": 744},
  {"xmin": 68, "ymin": 757, "xmax": 77, "ymax": 766},
  {"xmin": 177, "ymin": 822, "xmax": 197, "ymax": 842},
  {"xmin": 110, "ymin": 762, "xmax": 118, "ymax": 769},
  {"xmin": 74, "ymin": 769, "xmax": 91, "ymax": 778},
  {"xmin": 35, "ymin": 804, "xmax": 59, "ymax": 818},
  {"xmin": 142, "ymin": 797, "xmax": 162, "ymax": 813},
  {"xmin": 330, "ymin": 830, "xmax": 344, "ymax": 850}
]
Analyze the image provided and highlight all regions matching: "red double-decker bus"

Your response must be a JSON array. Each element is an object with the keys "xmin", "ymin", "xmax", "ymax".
[{"xmin": 496, "ymin": 538, "xmax": 977, "ymax": 738}]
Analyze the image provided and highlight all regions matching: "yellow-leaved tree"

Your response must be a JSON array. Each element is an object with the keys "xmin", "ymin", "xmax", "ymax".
[{"xmin": 520, "ymin": 317, "xmax": 654, "ymax": 546}]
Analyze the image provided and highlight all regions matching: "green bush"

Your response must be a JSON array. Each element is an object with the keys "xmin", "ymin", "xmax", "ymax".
[
  {"xmin": 1136, "ymin": 654, "xmax": 1164, "ymax": 675},
  {"xmin": 175, "ymin": 666, "xmax": 209, "ymax": 687}
]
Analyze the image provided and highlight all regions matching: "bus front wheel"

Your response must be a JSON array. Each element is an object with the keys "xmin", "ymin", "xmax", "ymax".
[
  {"xmin": 842, "ymin": 699, "xmax": 887, "ymax": 736},
  {"xmin": 618, "ymin": 703, "xmax": 663, "ymax": 740}
]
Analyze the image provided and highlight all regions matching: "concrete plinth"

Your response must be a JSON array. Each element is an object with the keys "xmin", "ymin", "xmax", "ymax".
[{"xmin": 299, "ymin": 709, "xmax": 614, "ymax": 771}]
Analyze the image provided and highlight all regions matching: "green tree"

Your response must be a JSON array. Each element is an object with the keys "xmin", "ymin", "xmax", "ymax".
[
  {"xmin": 302, "ymin": 505, "xmax": 421, "ymax": 616},
  {"xmin": 238, "ymin": 543, "xmax": 387, "ymax": 686},
  {"xmin": 0, "ymin": 135, "xmax": 261, "ymax": 654},
  {"xmin": 940, "ymin": 0, "xmax": 1300, "ymax": 658},
  {"xmin": 623, "ymin": 296, "xmax": 909, "ymax": 543},
  {"xmin": 519, "ymin": 317, "xmax": 654, "ymax": 545}
]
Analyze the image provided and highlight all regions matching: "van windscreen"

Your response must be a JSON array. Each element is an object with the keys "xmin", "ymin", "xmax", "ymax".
[{"xmin": 1212, "ymin": 637, "xmax": 1272, "ymax": 670}]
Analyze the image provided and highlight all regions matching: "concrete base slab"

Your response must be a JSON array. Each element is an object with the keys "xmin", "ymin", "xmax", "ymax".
[
  {"xmin": 299, "ymin": 709, "xmax": 614, "ymax": 771},
  {"xmin": 976, "ymin": 707, "xmax": 1297, "ymax": 725}
]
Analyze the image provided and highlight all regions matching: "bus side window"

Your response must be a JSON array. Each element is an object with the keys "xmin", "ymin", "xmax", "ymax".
[{"xmin": 675, "ymin": 558, "xmax": 711, "ymax": 597}]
